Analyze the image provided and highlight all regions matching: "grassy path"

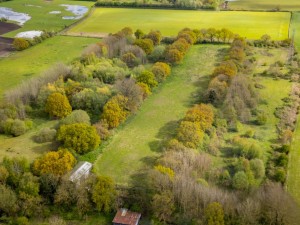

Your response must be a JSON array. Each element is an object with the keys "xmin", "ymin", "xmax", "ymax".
[{"xmin": 94, "ymin": 45, "xmax": 222, "ymax": 185}]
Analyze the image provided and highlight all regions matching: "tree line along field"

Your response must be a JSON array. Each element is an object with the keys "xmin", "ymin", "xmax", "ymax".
[
  {"xmin": 228, "ymin": 0, "xmax": 300, "ymax": 11},
  {"xmin": 0, "ymin": 0, "xmax": 94, "ymax": 38},
  {"xmin": 0, "ymin": 36, "xmax": 99, "ymax": 99},
  {"xmin": 67, "ymin": 8, "xmax": 290, "ymax": 40}
]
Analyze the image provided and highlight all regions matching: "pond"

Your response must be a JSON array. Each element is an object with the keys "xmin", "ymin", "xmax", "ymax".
[
  {"xmin": 0, "ymin": 7, "xmax": 31, "ymax": 25},
  {"xmin": 60, "ymin": 4, "xmax": 88, "ymax": 20}
]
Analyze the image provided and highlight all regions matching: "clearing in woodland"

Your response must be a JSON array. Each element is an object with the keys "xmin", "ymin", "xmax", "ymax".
[
  {"xmin": 94, "ymin": 45, "xmax": 224, "ymax": 185},
  {"xmin": 67, "ymin": 8, "xmax": 290, "ymax": 40}
]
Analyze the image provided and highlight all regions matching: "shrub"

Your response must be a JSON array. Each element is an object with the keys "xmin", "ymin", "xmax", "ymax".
[
  {"xmin": 256, "ymin": 111, "xmax": 267, "ymax": 125},
  {"xmin": 204, "ymin": 202, "xmax": 225, "ymax": 225},
  {"xmin": 33, "ymin": 149, "xmax": 76, "ymax": 176},
  {"xmin": 146, "ymin": 30, "xmax": 162, "ymax": 45},
  {"xmin": 177, "ymin": 30, "xmax": 196, "ymax": 44},
  {"xmin": 134, "ymin": 38, "xmax": 154, "ymax": 55},
  {"xmin": 213, "ymin": 60, "xmax": 238, "ymax": 79},
  {"xmin": 177, "ymin": 121, "xmax": 204, "ymax": 148},
  {"xmin": 10, "ymin": 119, "xmax": 27, "ymax": 137},
  {"xmin": 45, "ymin": 93, "xmax": 72, "ymax": 118},
  {"xmin": 15, "ymin": 217, "xmax": 29, "ymax": 225},
  {"xmin": 151, "ymin": 62, "xmax": 171, "ymax": 82},
  {"xmin": 165, "ymin": 48, "xmax": 183, "ymax": 65},
  {"xmin": 184, "ymin": 104, "xmax": 214, "ymax": 131},
  {"xmin": 57, "ymin": 123, "xmax": 100, "ymax": 154},
  {"xmin": 148, "ymin": 45, "xmax": 165, "ymax": 62},
  {"xmin": 13, "ymin": 38, "xmax": 29, "ymax": 51},
  {"xmin": 232, "ymin": 171, "xmax": 249, "ymax": 190},
  {"xmin": 35, "ymin": 128, "xmax": 57, "ymax": 143},
  {"xmin": 134, "ymin": 29, "xmax": 144, "ymax": 39},
  {"xmin": 136, "ymin": 70, "xmax": 158, "ymax": 89},
  {"xmin": 274, "ymin": 168, "xmax": 286, "ymax": 183},
  {"xmin": 101, "ymin": 95, "xmax": 129, "ymax": 129},
  {"xmin": 59, "ymin": 110, "xmax": 90, "ymax": 126},
  {"xmin": 121, "ymin": 52, "xmax": 139, "ymax": 68},
  {"xmin": 93, "ymin": 120, "xmax": 110, "ymax": 140},
  {"xmin": 250, "ymin": 159, "xmax": 265, "ymax": 179},
  {"xmin": 137, "ymin": 82, "xmax": 151, "ymax": 99}
]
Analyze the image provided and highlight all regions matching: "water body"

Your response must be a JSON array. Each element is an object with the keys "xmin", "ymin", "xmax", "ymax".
[
  {"xmin": 60, "ymin": 4, "xmax": 88, "ymax": 20},
  {"xmin": 0, "ymin": 7, "xmax": 31, "ymax": 25}
]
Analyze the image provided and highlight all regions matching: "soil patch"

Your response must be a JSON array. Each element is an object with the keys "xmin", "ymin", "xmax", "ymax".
[
  {"xmin": 0, "ymin": 21, "xmax": 20, "ymax": 35},
  {"xmin": 0, "ymin": 37, "xmax": 14, "ymax": 57}
]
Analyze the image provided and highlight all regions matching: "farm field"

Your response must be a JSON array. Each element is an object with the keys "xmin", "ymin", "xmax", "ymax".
[
  {"xmin": 0, "ymin": 35, "xmax": 98, "ymax": 98},
  {"xmin": 0, "ymin": 0, "xmax": 94, "ymax": 38},
  {"xmin": 67, "ymin": 8, "xmax": 290, "ymax": 40},
  {"xmin": 228, "ymin": 0, "xmax": 300, "ymax": 11},
  {"xmin": 290, "ymin": 12, "xmax": 300, "ymax": 51},
  {"xmin": 94, "ymin": 45, "xmax": 222, "ymax": 185}
]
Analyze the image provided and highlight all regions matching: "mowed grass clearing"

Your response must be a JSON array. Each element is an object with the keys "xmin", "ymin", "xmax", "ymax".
[
  {"xmin": 94, "ymin": 45, "xmax": 223, "ymax": 185},
  {"xmin": 290, "ymin": 13, "xmax": 300, "ymax": 51},
  {"xmin": 68, "ymin": 8, "xmax": 290, "ymax": 40},
  {"xmin": 0, "ymin": 35, "xmax": 99, "ymax": 98},
  {"xmin": 0, "ymin": 0, "xmax": 94, "ymax": 37},
  {"xmin": 228, "ymin": 0, "xmax": 300, "ymax": 11}
]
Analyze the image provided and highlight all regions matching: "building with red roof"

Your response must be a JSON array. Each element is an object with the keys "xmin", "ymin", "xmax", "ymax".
[{"xmin": 112, "ymin": 208, "xmax": 141, "ymax": 225}]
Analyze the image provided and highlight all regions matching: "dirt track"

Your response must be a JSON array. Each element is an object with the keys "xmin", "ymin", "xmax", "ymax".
[
  {"xmin": 0, "ymin": 21, "xmax": 20, "ymax": 35},
  {"xmin": 0, "ymin": 22, "xmax": 19, "ymax": 56}
]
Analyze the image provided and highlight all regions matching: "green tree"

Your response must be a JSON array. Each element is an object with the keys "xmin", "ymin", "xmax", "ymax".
[
  {"xmin": 177, "ymin": 121, "xmax": 204, "ymax": 148},
  {"xmin": 136, "ymin": 70, "xmax": 158, "ymax": 89},
  {"xmin": 57, "ymin": 123, "xmax": 100, "ymax": 154},
  {"xmin": 152, "ymin": 191, "xmax": 175, "ymax": 223},
  {"xmin": 134, "ymin": 29, "xmax": 144, "ymax": 39},
  {"xmin": 59, "ymin": 110, "xmax": 91, "ymax": 126},
  {"xmin": 204, "ymin": 202, "xmax": 225, "ymax": 225},
  {"xmin": 101, "ymin": 95, "xmax": 129, "ymax": 129},
  {"xmin": 232, "ymin": 171, "xmax": 249, "ymax": 190},
  {"xmin": 45, "ymin": 92, "xmax": 72, "ymax": 118},
  {"xmin": 121, "ymin": 52, "xmax": 138, "ymax": 68},
  {"xmin": 33, "ymin": 149, "xmax": 76, "ymax": 176},
  {"xmin": 151, "ymin": 62, "xmax": 171, "ymax": 82},
  {"xmin": 0, "ymin": 184, "xmax": 18, "ymax": 216},
  {"xmin": 92, "ymin": 176, "xmax": 116, "ymax": 213},
  {"xmin": 18, "ymin": 172, "xmax": 40, "ymax": 197},
  {"xmin": 146, "ymin": 30, "xmax": 162, "ymax": 45},
  {"xmin": 165, "ymin": 48, "xmax": 183, "ymax": 65}
]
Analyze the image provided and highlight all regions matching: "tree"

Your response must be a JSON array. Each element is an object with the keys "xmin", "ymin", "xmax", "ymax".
[
  {"xmin": 92, "ymin": 176, "xmax": 116, "ymax": 213},
  {"xmin": 134, "ymin": 38, "xmax": 154, "ymax": 55},
  {"xmin": 184, "ymin": 104, "xmax": 214, "ymax": 131},
  {"xmin": 0, "ymin": 184, "xmax": 18, "ymax": 216},
  {"xmin": 213, "ymin": 60, "xmax": 238, "ymax": 79},
  {"xmin": 0, "ymin": 166, "xmax": 8, "ymax": 184},
  {"xmin": 206, "ymin": 28, "xmax": 217, "ymax": 43},
  {"xmin": 165, "ymin": 48, "xmax": 183, "ymax": 65},
  {"xmin": 101, "ymin": 95, "xmax": 129, "ymax": 129},
  {"xmin": 45, "ymin": 92, "xmax": 72, "ymax": 118},
  {"xmin": 17, "ymin": 172, "xmax": 40, "ymax": 197},
  {"xmin": 152, "ymin": 191, "xmax": 175, "ymax": 223},
  {"xmin": 177, "ymin": 121, "xmax": 204, "ymax": 148},
  {"xmin": 134, "ymin": 29, "xmax": 144, "ymax": 39},
  {"xmin": 146, "ymin": 30, "xmax": 162, "ymax": 45},
  {"xmin": 57, "ymin": 123, "xmax": 100, "ymax": 154},
  {"xmin": 232, "ymin": 171, "xmax": 249, "ymax": 190},
  {"xmin": 151, "ymin": 62, "xmax": 171, "ymax": 82},
  {"xmin": 13, "ymin": 38, "xmax": 29, "ymax": 51},
  {"xmin": 204, "ymin": 202, "xmax": 225, "ymax": 225},
  {"xmin": 136, "ymin": 70, "xmax": 158, "ymax": 89},
  {"xmin": 32, "ymin": 149, "xmax": 76, "ymax": 176},
  {"xmin": 177, "ymin": 30, "xmax": 196, "ymax": 44},
  {"xmin": 121, "ymin": 52, "xmax": 138, "ymax": 68},
  {"xmin": 250, "ymin": 159, "xmax": 265, "ymax": 179}
]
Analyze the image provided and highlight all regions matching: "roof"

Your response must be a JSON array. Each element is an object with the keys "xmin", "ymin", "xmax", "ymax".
[
  {"xmin": 69, "ymin": 161, "xmax": 92, "ymax": 182},
  {"xmin": 112, "ymin": 209, "xmax": 141, "ymax": 225}
]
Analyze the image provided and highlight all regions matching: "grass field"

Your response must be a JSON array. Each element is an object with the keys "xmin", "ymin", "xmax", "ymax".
[
  {"xmin": 290, "ymin": 13, "xmax": 300, "ymax": 51},
  {"xmin": 94, "ymin": 45, "xmax": 222, "ymax": 185},
  {"xmin": 0, "ymin": 0, "xmax": 94, "ymax": 37},
  {"xmin": 0, "ymin": 35, "xmax": 99, "ymax": 98},
  {"xmin": 67, "ymin": 8, "xmax": 290, "ymax": 40},
  {"xmin": 228, "ymin": 0, "xmax": 300, "ymax": 11}
]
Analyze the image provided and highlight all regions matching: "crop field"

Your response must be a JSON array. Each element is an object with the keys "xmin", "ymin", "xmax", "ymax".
[
  {"xmin": 290, "ymin": 13, "xmax": 300, "ymax": 51},
  {"xmin": 67, "ymin": 8, "xmax": 290, "ymax": 40},
  {"xmin": 228, "ymin": 0, "xmax": 300, "ymax": 11},
  {"xmin": 0, "ymin": 35, "xmax": 99, "ymax": 98},
  {"xmin": 0, "ymin": 0, "xmax": 94, "ymax": 38},
  {"xmin": 94, "ymin": 45, "xmax": 223, "ymax": 185}
]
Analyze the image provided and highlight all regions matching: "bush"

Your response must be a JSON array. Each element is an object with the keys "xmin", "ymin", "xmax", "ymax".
[
  {"xmin": 13, "ymin": 38, "xmax": 29, "ymax": 51},
  {"xmin": 121, "ymin": 52, "xmax": 139, "ymax": 68},
  {"xmin": 93, "ymin": 120, "xmax": 110, "ymax": 140},
  {"xmin": 136, "ymin": 70, "xmax": 158, "ymax": 89},
  {"xmin": 177, "ymin": 121, "xmax": 204, "ymax": 148},
  {"xmin": 35, "ymin": 128, "xmax": 57, "ymax": 143},
  {"xmin": 232, "ymin": 171, "xmax": 249, "ymax": 190},
  {"xmin": 165, "ymin": 48, "xmax": 183, "ymax": 65},
  {"xmin": 1, "ymin": 119, "xmax": 31, "ymax": 136},
  {"xmin": 184, "ymin": 104, "xmax": 214, "ymax": 131},
  {"xmin": 146, "ymin": 30, "xmax": 162, "ymax": 45},
  {"xmin": 250, "ymin": 159, "xmax": 265, "ymax": 179},
  {"xmin": 274, "ymin": 167, "xmax": 286, "ymax": 183},
  {"xmin": 45, "ymin": 93, "xmax": 72, "ymax": 118},
  {"xmin": 57, "ymin": 123, "xmax": 100, "ymax": 154},
  {"xmin": 59, "ymin": 110, "xmax": 90, "ymax": 126},
  {"xmin": 15, "ymin": 217, "xmax": 29, "ymax": 225},
  {"xmin": 151, "ymin": 62, "xmax": 171, "ymax": 82},
  {"xmin": 134, "ymin": 38, "xmax": 154, "ymax": 55},
  {"xmin": 256, "ymin": 111, "xmax": 267, "ymax": 125},
  {"xmin": 148, "ymin": 45, "xmax": 165, "ymax": 62}
]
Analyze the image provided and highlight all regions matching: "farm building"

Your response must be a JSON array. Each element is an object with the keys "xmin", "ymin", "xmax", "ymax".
[
  {"xmin": 69, "ymin": 161, "xmax": 92, "ymax": 182},
  {"xmin": 112, "ymin": 208, "xmax": 141, "ymax": 225}
]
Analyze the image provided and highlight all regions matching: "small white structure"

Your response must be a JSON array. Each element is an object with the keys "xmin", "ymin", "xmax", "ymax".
[{"xmin": 69, "ymin": 161, "xmax": 92, "ymax": 182}]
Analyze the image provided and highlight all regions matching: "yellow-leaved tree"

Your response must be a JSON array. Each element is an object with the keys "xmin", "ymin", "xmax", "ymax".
[{"xmin": 45, "ymin": 92, "xmax": 72, "ymax": 118}]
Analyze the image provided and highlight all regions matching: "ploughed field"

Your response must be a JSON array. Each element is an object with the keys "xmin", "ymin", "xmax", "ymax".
[{"xmin": 67, "ymin": 8, "xmax": 290, "ymax": 40}]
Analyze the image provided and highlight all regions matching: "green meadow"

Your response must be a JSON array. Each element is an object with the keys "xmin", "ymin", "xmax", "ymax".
[
  {"xmin": 0, "ymin": 35, "xmax": 99, "ymax": 98},
  {"xmin": 68, "ymin": 8, "xmax": 290, "ymax": 40},
  {"xmin": 0, "ymin": 0, "xmax": 94, "ymax": 37}
]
